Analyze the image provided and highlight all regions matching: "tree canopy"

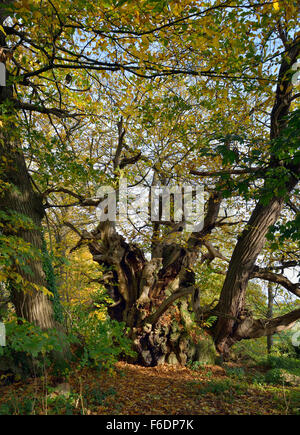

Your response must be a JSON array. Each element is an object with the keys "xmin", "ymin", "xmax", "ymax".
[{"xmin": 0, "ymin": 0, "xmax": 299, "ymax": 368}]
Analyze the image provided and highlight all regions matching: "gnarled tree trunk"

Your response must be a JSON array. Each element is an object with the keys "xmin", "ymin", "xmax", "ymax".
[{"xmin": 85, "ymin": 191, "xmax": 222, "ymax": 366}]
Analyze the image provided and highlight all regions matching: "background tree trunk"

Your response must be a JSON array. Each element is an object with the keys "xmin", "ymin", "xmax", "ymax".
[
  {"xmin": 212, "ymin": 36, "xmax": 300, "ymax": 356},
  {"xmin": 267, "ymin": 282, "xmax": 274, "ymax": 354},
  {"xmin": 213, "ymin": 198, "xmax": 286, "ymax": 355},
  {"xmin": 0, "ymin": 15, "xmax": 55, "ymax": 330},
  {"xmin": 0, "ymin": 131, "xmax": 55, "ymax": 330}
]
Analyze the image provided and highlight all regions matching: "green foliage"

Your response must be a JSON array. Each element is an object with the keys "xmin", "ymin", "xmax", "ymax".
[
  {"xmin": 270, "ymin": 109, "xmax": 300, "ymax": 165},
  {"xmin": 41, "ymin": 236, "xmax": 63, "ymax": 323},
  {"xmin": 266, "ymin": 355, "xmax": 300, "ymax": 374},
  {"xmin": 225, "ymin": 367, "xmax": 246, "ymax": 380},
  {"xmin": 232, "ymin": 337, "xmax": 268, "ymax": 363},
  {"xmin": 264, "ymin": 368, "xmax": 285, "ymax": 385},
  {"xmin": 268, "ymin": 214, "xmax": 300, "ymax": 246},
  {"xmin": 264, "ymin": 108, "xmax": 300, "ymax": 215},
  {"xmin": 0, "ymin": 319, "xmax": 63, "ymax": 360},
  {"xmin": 0, "ymin": 210, "xmax": 42, "ymax": 286},
  {"xmin": 90, "ymin": 287, "xmax": 114, "ymax": 310},
  {"xmin": 0, "ymin": 234, "xmax": 40, "ymax": 283},
  {"xmin": 197, "ymin": 379, "xmax": 246, "ymax": 396},
  {"xmin": 216, "ymin": 143, "xmax": 240, "ymax": 165},
  {"xmin": 289, "ymin": 390, "xmax": 300, "ymax": 415},
  {"xmin": 46, "ymin": 393, "xmax": 76, "ymax": 416},
  {"xmin": 0, "ymin": 210, "xmax": 37, "ymax": 233},
  {"xmin": 83, "ymin": 385, "xmax": 116, "ymax": 406},
  {"xmin": 0, "ymin": 395, "xmax": 34, "ymax": 415},
  {"xmin": 0, "ymin": 318, "xmax": 68, "ymax": 382},
  {"xmin": 251, "ymin": 372, "xmax": 266, "ymax": 386},
  {"xmin": 69, "ymin": 304, "xmax": 136, "ymax": 371},
  {"xmin": 45, "ymin": 383, "xmax": 116, "ymax": 415},
  {"xmin": 0, "ymin": 403, "xmax": 11, "ymax": 415},
  {"xmin": 204, "ymin": 316, "xmax": 218, "ymax": 328},
  {"xmin": 0, "ymin": 384, "xmax": 118, "ymax": 415},
  {"xmin": 272, "ymin": 335, "xmax": 300, "ymax": 359},
  {"xmin": 187, "ymin": 360, "xmax": 205, "ymax": 371},
  {"xmin": 262, "ymin": 355, "xmax": 300, "ymax": 386},
  {"xmin": 200, "ymin": 380, "xmax": 231, "ymax": 395}
]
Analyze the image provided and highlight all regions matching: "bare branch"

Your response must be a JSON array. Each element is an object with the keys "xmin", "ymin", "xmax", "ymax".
[
  {"xmin": 188, "ymin": 191, "xmax": 223, "ymax": 249},
  {"xmin": 113, "ymin": 117, "xmax": 125, "ymax": 170},
  {"xmin": 120, "ymin": 151, "xmax": 142, "ymax": 169},
  {"xmin": 63, "ymin": 221, "xmax": 93, "ymax": 252},
  {"xmin": 63, "ymin": 221, "xmax": 85, "ymax": 238},
  {"xmin": 212, "ymin": 264, "xmax": 300, "ymax": 298},
  {"xmin": 287, "ymin": 199, "xmax": 299, "ymax": 214},
  {"xmin": 43, "ymin": 187, "xmax": 101, "ymax": 207},
  {"xmin": 12, "ymin": 99, "xmax": 78, "ymax": 118},
  {"xmin": 200, "ymin": 240, "xmax": 228, "ymax": 264},
  {"xmin": 264, "ymin": 261, "xmax": 299, "ymax": 270},
  {"xmin": 190, "ymin": 168, "xmax": 261, "ymax": 177},
  {"xmin": 290, "ymin": 93, "xmax": 300, "ymax": 103},
  {"xmin": 251, "ymin": 267, "xmax": 300, "ymax": 298}
]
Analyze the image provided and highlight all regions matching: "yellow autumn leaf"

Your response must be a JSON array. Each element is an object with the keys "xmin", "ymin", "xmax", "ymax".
[
  {"xmin": 0, "ymin": 25, "xmax": 6, "ymax": 35},
  {"xmin": 273, "ymin": 1, "xmax": 279, "ymax": 11}
]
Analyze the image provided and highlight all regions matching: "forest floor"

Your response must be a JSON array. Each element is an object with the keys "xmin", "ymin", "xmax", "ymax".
[{"xmin": 0, "ymin": 361, "xmax": 299, "ymax": 415}]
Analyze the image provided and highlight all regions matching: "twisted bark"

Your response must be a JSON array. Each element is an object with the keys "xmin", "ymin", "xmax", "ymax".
[
  {"xmin": 0, "ymin": 7, "xmax": 54, "ymax": 330},
  {"xmin": 83, "ymin": 190, "xmax": 222, "ymax": 365}
]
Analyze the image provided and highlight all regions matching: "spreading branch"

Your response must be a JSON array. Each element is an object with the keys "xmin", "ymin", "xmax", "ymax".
[
  {"xmin": 252, "ymin": 267, "xmax": 300, "ymax": 298},
  {"xmin": 190, "ymin": 168, "xmax": 261, "ymax": 177},
  {"xmin": 13, "ymin": 99, "xmax": 79, "ymax": 118},
  {"xmin": 142, "ymin": 286, "xmax": 194, "ymax": 326},
  {"xmin": 235, "ymin": 308, "xmax": 300, "ymax": 340}
]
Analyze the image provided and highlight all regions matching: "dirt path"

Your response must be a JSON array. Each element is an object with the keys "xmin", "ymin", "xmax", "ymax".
[{"xmin": 0, "ymin": 362, "xmax": 298, "ymax": 415}]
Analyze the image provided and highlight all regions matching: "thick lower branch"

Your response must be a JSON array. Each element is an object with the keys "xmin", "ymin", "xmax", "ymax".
[
  {"xmin": 142, "ymin": 286, "xmax": 194, "ymax": 326},
  {"xmin": 234, "ymin": 308, "xmax": 300, "ymax": 340}
]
